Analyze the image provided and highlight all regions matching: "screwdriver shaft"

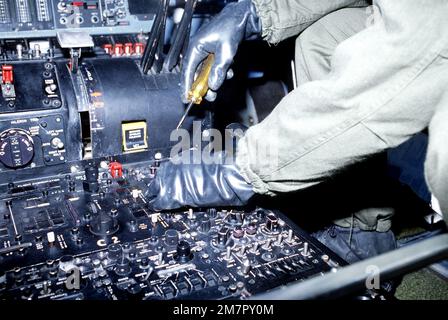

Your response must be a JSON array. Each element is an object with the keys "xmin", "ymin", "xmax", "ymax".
[{"xmin": 176, "ymin": 101, "xmax": 194, "ymax": 130}]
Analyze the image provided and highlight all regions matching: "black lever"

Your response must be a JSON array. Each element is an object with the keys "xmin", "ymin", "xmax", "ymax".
[
  {"xmin": 151, "ymin": 0, "xmax": 170, "ymax": 73},
  {"xmin": 141, "ymin": 0, "xmax": 170, "ymax": 74},
  {"xmin": 163, "ymin": 0, "xmax": 198, "ymax": 72}
]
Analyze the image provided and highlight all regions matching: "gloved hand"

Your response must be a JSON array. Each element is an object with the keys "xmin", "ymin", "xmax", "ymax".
[
  {"xmin": 146, "ymin": 150, "xmax": 254, "ymax": 211},
  {"xmin": 181, "ymin": 0, "xmax": 261, "ymax": 103}
]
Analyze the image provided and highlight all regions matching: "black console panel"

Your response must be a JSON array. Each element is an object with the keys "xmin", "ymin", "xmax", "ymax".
[{"xmin": 0, "ymin": 160, "xmax": 345, "ymax": 300}]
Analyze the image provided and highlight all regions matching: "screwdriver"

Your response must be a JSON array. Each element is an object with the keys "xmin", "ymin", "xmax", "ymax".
[{"xmin": 176, "ymin": 54, "xmax": 215, "ymax": 130}]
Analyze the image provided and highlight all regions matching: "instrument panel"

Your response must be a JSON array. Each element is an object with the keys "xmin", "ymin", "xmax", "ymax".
[
  {"xmin": 0, "ymin": 0, "xmax": 157, "ymax": 38},
  {"xmin": 0, "ymin": 160, "xmax": 346, "ymax": 300}
]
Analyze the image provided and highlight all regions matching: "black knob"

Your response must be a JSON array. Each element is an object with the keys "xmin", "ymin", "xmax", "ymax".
[
  {"xmin": 127, "ymin": 284, "xmax": 142, "ymax": 295},
  {"xmin": 13, "ymin": 267, "xmax": 23, "ymax": 283},
  {"xmin": 68, "ymin": 180, "xmax": 76, "ymax": 192},
  {"xmin": 13, "ymin": 267, "xmax": 22, "ymax": 276},
  {"xmin": 107, "ymin": 243, "xmax": 122, "ymax": 260},
  {"xmin": 83, "ymin": 164, "xmax": 99, "ymax": 193},
  {"xmin": 217, "ymin": 227, "xmax": 230, "ymax": 246},
  {"xmin": 265, "ymin": 213, "xmax": 279, "ymax": 233},
  {"xmin": 227, "ymin": 211, "xmax": 243, "ymax": 225},
  {"xmin": 115, "ymin": 257, "xmax": 131, "ymax": 276},
  {"xmin": 110, "ymin": 209, "xmax": 119, "ymax": 218},
  {"xmin": 199, "ymin": 215, "xmax": 211, "ymax": 233},
  {"xmin": 256, "ymin": 209, "xmax": 266, "ymax": 220},
  {"xmin": 85, "ymin": 164, "xmax": 98, "ymax": 181},
  {"xmin": 83, "ymin": 212, "xmax": 92, "ymax": 221},
  {"xmin": 206, "ymin": 208, "xmax": 217, "ymax": 218},
  {"xmin": 174, "ymin": 241, "xmax": 193, "ymax": 263},
  {"xmin": 122, "ymin": 242, "xmax": 132, "ymax": 252},
  {"xmin": 165, "ymin": 229, "xmax": 179, "ymax": 246},
  {"xmin": 246, "ymin": 223, "xmax": 257, "ymax": 235},
  {"xmin": 70, "ymin": 227, "xmax": 79, "ymax": 237},
  {"xmin": 128, "ymin": 219, "xmax": 138, "ymax": 232},
  {"xmin": 139, "ymin": 258, "xmax": 150, "ymax": 269},
  {"xmin": 149, "ymin": 235, "xmax": 159, "ymax": 245},
  {"xmin": 232, "ymin": 226, "xmax": 244, "ymax": 239},
  {"xmin": 0, "ymin": 129, "xmax": 34, "ymax": 168},
  {"xmin": 89, "ymin": 212, "xmax": 119, "ymax": 236},
  {"xmin": 45, "ymin": 259, "xmax": 56, "ymax": 269}
]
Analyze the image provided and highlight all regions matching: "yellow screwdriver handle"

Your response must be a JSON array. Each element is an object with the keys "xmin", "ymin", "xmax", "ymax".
[{"xmin": 187, "ymin": 54, "xmax": 215, "ymax": 105}]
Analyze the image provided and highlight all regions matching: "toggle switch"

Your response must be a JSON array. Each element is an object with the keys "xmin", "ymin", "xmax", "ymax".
[{"xmin": 51, "ymin": 137, "xmax": 65, "ymax": 150}]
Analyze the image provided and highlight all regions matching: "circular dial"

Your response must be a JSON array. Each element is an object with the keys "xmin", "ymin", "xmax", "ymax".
[
  {"xmin": 89, "ymin": 212, "xmax": 119, "ymax": 236},
  {"xmin": 0, "ymin": 129, "xmax": 35, "ymax": 168}
]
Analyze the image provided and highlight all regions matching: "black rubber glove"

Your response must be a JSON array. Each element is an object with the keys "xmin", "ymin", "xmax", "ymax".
[
  {"xmin": 181, "ymin": 0, "xmax": 261, "ymax": 103},
  {"xmin": 146, "ymin": 150, "xmax": 254, "ymax": 211}
]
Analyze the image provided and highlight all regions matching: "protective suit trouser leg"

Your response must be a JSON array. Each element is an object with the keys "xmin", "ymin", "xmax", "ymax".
[
  {"xmin": 425, "ymin": 91, "xmax": 448, "ymax": 223},
  {"xmin": 294, "ymin": 7, "xmax": 395, "ymax": 232}
]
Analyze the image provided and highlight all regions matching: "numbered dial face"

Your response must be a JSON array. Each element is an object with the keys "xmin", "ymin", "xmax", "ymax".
[{"xmin": 0, "ymin": 129, "xmax": 34, "ymax": 168}]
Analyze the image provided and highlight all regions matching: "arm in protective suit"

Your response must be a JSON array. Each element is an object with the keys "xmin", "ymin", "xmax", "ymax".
[
  {"xmin": 237, "ymin": 0, "xmax": 448, "ymax": 196},
  {"xmin": 149, "ymin": 0, "xmax": 448, "ymax": 214}
]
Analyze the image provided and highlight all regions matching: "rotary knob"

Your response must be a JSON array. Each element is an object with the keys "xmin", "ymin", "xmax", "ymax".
[
  {"xmin": 217, "ymin": 226, "xmax": 230, "ymax": 246},
  {"xmin": 174, "ymin": 241, "xmax": 193, "ymax": 263},
  {"xmin": 206, "ymin": 208, "xmax": 217, "ymax": 219},
  {"xmin": 0, "ymin": 129, "xmax": 34, "ymax": 168},
  {"xmin": 107, "ymin": 243, "xmax": 123, "ymax": 260},
  {"xmin": 165, "ymin": 229, "xmax": 179, "ymax": 246},
  {"xmin": 115, "ymin": 257, "xmax": 131, "ymax": 276},
  {"xmin": 199, "ymin": 215, "xmax": 211, "ymax": 233},
  {"xmin": 89, "ymin": 212, "xmax": 119, "ymax": 236}
]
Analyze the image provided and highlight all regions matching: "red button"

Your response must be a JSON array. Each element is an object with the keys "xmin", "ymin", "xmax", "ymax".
[
  {"xmin": 113, "ymin": 43, "xmax": 124, "ymax": 56},
  {"xmin": 103, "ymin": 44, "xmax": 113, "ymax": 54},
  {"xmin": 109, "ymin": 161, "xmax": 123, "ymax": 178},
  {"xmin": 134, "ymin": 43, "xmax": 144, "ymax": 56},
  {"xmin": 2, "ymin": 65, "xmax": 13, "ymax": 84},
  {"xmin": 124, "ymin": 43, "xmax": 134, "ymax": 55}
]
